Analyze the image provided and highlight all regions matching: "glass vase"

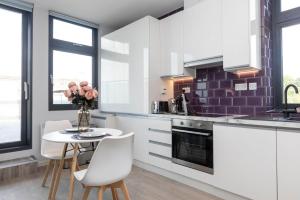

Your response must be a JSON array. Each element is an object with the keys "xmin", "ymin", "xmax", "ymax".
[{"xmin": 78, "ymin": 107, "xmax": 90, "ymax": 132}]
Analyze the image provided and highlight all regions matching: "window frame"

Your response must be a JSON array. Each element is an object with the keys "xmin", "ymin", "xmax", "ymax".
[
  {"xmin": 48, "ymin": 16, "xmax": 98, "ymax": 111},
  {"xmin": 273, "ymin": 1, "xmax": 300, "ymax": 108},
  {"xmin": 0, "ymin": 4, "xmax": 32, "ymax": 154}
]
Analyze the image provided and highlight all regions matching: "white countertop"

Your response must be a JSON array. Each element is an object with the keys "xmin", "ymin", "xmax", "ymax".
[
  {"xmin": 93, "ymin": 112, "xmax": 300, "ymax": 130},
  {"xmin": 148, "ymin": 113, "xmax": 300, "ymax": 130},
  {"xmin": 147, "ymin": 113, "xmax": 238, "ymax": 123}
]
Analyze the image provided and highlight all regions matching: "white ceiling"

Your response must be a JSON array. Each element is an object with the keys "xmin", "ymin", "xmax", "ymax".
[{"xmin": 24, "ymin": 0, "xmax": 183, "ymax": 29}]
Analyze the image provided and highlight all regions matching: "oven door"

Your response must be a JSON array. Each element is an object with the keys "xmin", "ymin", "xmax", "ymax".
[{"xmin": 172, "ymin": 127, "xmax": 213, "ymax": 174}]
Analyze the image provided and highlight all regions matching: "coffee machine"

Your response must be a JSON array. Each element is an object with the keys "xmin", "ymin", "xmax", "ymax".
[{"xmin": 175, "ymin": 89, "xmax": 189, "ymax": 115}]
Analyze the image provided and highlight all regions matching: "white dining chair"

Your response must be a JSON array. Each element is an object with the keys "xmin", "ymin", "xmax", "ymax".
[
  {"xmin": 74, "ymin": 132, "xmax": 134, "ymax": 200},
  {"xmin": 41, "ymin": 120, "xmax": 75, "ymax": 188}
]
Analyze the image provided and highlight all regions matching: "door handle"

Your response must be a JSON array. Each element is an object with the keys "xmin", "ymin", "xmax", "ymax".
[{"xmin": 24, "ymin": 82, "xmax": 29, "ymax": 100}]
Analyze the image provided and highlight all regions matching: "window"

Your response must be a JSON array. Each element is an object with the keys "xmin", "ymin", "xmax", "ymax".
[
  {"xmin": 0, "ymin": 4, "xmax": 32, "ymax": 153},
  {"xmin": 273, "ymin": 1, "xmax": 300, "ymax": 107},
  {"xmin": 49, "ymin": 16, "xmax": 98, "ymax": 110},
  {"xmin": 281, "ymin": 0, "xmax": 300, "ymax": 12}
]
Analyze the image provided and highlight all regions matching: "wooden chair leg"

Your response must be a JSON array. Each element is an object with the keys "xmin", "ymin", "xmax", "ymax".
[
  {"xmin": 82, "ymin": 186, "xmax": 91, "ymax": 200},
  {"xmin": 76, "ymin": 160, "xmax": 81, "ymax": 171},
  {"xmin": 120, "ymin": 181, "xmax": 131, "ymax": 200},
  {"xmin": 42, "ymin": 160, "xmax": 53, "ymax": 187},
  {"xmin": 97, "ymin": 186, "xmax": 106, "ymax": 200},
  {"xmin": 67, "ymin": 159, "xmax": 72, "ymax": 174},
  {"xmin": 52, "ymin": 143, "xmax": 68, "ymax": 200},
  {"xmin": 111, "ymin": 187, "xmax": 119, "ymax": 200},
  {"xmin": 68, "ymin": 143, "xmax": 79, "ymax": 200},
  {"xmin": 48, "ymin": 160, "xmax": 58, "ymax": 200}
]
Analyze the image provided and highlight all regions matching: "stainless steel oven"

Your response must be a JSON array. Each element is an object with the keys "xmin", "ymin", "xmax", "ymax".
[{"xmin": 171, "ymin": 119, "xmax": 213, "ymax": 174}]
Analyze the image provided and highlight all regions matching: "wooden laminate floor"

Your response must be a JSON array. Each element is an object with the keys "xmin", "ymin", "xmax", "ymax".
[{"xmin": 0, "ymin": 166, "xmax": 223, "ymax": 200}]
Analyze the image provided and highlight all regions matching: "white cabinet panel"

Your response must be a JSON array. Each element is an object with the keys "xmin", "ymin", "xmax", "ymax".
[
  {"xmin": 148, "ymin": 143, "xmax": 171, "ymax": 158},
  {"xmin": 148, "ymin": 129, "xmax": 171, "ymax": 145},
  {"xmin": 222, "ymin": 0, "xmax": 261, "ymax": 72},
  {"xmin": 277, "ymin": 129, "xmax": 300, "ymax": 200},
  {"xmin": 115, "ymin": 116, "xmax": 172, "ymax": 165},
  {"xmin": 183, "ymin": 0, "xmax": 222, "ymax": 63},
  {"xmin": 160, "ymin": 12, "xmax": 184, "ymax": 77},
  {"xmin": 115, "ymin": 116, "xmax": 149, "ymax": 163},
  {"xmin": 214, "ymin": 124, "xmax": 277, "ymax": 200},
  {"xmin": 101, "ymin": 16, "xmax": 164, "ymax": 114},
  {"xmin": 148, "ymin": 153, "xmax": 172, "ymax": 170}
]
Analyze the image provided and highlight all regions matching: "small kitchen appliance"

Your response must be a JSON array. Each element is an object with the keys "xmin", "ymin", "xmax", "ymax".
[
  {"xmin": 152, "ymin": 101, "xmax": 169, "ymax": 114},
  {"xmin": 175, "ymin": 89, "xmax": 189, "ymax": 115}
]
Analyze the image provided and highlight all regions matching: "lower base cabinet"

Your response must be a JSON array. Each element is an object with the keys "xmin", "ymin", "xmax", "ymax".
[
  {"xmin": 115, "ymin": 116, "xmax": 279, "ymax": 200},
  {"xmin": 277, "ymin": 129, "xmax": 300, "ymax": 200},
  {"xmin": 115, "ymin": 115, "xmax": 172, "ymax": 166},
  {"xmin": 214, "ymin": 124, "xmax": 277, "ymax": 200}
]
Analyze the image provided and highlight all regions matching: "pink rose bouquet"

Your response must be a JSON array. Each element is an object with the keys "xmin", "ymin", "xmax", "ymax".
[{"xmin": 64, "ymin": 81, "xmax": 98, "ymax": 109}]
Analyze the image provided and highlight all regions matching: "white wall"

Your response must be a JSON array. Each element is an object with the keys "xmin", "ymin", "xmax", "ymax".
[
  {"xmin": 184, "ymin": 0, "xmax": 200, "ymax": 8},
  {"xmin": 0, "ymin": 6, "xmax": 104, "ymax": 162},
  {"xmin": 100, "ymin": 26, "xmax": 116, "ymax": 36}
]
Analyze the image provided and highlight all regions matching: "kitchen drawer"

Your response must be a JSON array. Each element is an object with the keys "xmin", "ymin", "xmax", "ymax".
[
  {"xmin": 148, "ymin": 119, "xmax": 171, "ymax": 132},
  {"xmin": 148, "ymin": 152, "xmax": 172, "ymax": 170},
  {"xmin": 148, "ymin": 141, "xmax": 172, "ymax": 158},
  {"xmin": 148, "ymin": 129, "xmax": 171, "ymax": 145}
]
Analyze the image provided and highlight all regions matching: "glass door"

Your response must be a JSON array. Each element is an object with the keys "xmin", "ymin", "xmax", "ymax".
[{"xmin": 0, "ymin": 5, "xmax": 32, "ymax": 152}]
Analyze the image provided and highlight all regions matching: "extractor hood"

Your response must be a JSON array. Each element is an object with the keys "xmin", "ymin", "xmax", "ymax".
[{"xmin": 184, "ymin": 56, "xmax": 223, "ymax": 68}]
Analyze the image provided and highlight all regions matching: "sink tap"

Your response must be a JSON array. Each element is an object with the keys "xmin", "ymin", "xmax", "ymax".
[{"xmin": 284, "ymin": 84, "xmax": 299, "ymax": 118}]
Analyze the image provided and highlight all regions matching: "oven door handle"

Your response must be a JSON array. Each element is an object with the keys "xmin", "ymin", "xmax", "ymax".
[{"xmin": 172, "ymin": 128, "xmax": 211, "ymax": 136}]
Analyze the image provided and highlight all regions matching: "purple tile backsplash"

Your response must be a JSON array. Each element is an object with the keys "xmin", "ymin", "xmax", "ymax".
[{"xmin": 173, "ymin": 0, "xmax": 273, "ymax": 116}]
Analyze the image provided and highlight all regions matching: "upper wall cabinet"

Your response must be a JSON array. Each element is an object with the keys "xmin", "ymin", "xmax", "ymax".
[
  {"xmin": 160, "ymin": 11, "xmax": 195, "ymax": 78},
  {"xmin": 183, "ymin": 0, "xmax": 222, "ymax": 65},
  {"xmin": 160, "ymin": 11, "xmax": 184, "ymax": 77},
  {"xmin": 222, "ymin": 0, "xmax": 261, "ymax": 72},
  {"xmin": 101, "ymin": 16, "xmax": 169, "ymax": 114}
]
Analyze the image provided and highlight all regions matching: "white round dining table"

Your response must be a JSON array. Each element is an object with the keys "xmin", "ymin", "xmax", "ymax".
[
  {"xmin": 43, "ymin": 128, "xmax": 123, "ymax": 143},
  {"xmin": 42, "ymin": 128, "xmax": 123, "ymax": 200}
]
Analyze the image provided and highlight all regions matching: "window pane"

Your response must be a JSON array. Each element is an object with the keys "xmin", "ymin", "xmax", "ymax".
[
  {"xmin": 281, "ymin": 0, "xmax": 300, "ymax": 11},
  {"xmin": 0, "ymin": 8, "xmax": 22, "ymax": 143},
  {"xmin": 53, "ymin": 50, "xmax": 93, "ymax": 104},
  {"xmin": 282, "ymin": 23, "xmax": 300, "ymax": 103},
  {"xmin": 53, "ymin": 19, "xmax": 93, "ymax": 46}
]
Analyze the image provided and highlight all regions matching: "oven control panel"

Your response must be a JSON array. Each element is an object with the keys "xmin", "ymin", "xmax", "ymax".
[{"xmin": 172, "ymin": 119, "xmax": 213, "ymax": 131}]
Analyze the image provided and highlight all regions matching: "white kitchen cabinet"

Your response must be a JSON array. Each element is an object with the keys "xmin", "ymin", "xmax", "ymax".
[
  {"xmin": 147, "ymin": 119, "xmax": 172, "ymax": 170},
  {"xmin": 277, "ymin": 129, "xmax": 300, "ymax": 200},
  {"xmin": 183, "ymin": 0, "xmax": 222, "ymax": 64},
  {"xmin": 222, "ymin": 0, "xmax": 261, "ymax": 72},
  {"xmin": 115, "ymin": 115, "xmax": 149, "ymax": 163},
  {"xmin": 115, "ymin": 115, "xmax": 172, "ymax": 167},
  {"xmin": 214, "ymin": 124, "xmax": 277, "ymax": 200},
  {"xmin": 160, "ymin": 12, "xmax": 184, "ymax": 77},
  {"xmin": 101, "ymin": 16, "xmax": 170, "ymax": 114},
  {"xmin": 91, "ymin": 114, "xmax": 116, "ymax": 128}
]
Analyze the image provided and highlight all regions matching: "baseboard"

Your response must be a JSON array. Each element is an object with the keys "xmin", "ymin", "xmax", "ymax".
[
  {"xmin": 133, "ymin": 160, "xmax": 249, "ymax": 200},
  {"xmin": 0, "ymin": 156, "xmax": 41, "ymax": 183}
]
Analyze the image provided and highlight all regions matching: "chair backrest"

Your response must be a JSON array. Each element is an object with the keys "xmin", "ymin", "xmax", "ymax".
[
  {"xmin": 41, "ymin": 120, "xmax": 72, "ymax": 156},
  {"xmin": 81, "ymin": 132, "xmax": 134, "ymax": 186}
]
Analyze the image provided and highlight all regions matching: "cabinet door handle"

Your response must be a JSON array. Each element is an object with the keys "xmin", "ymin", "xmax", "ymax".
[
  {"xmin": 149, "ymin": 140, "xmax": 171, "ymax": 147},
  {"xmin": 148, "ymin": 128, "xmax": 171, "ymax": 134},
  {"xmin": 149, "ymin": 152, "xmax": 171, "ymax": 161}
]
